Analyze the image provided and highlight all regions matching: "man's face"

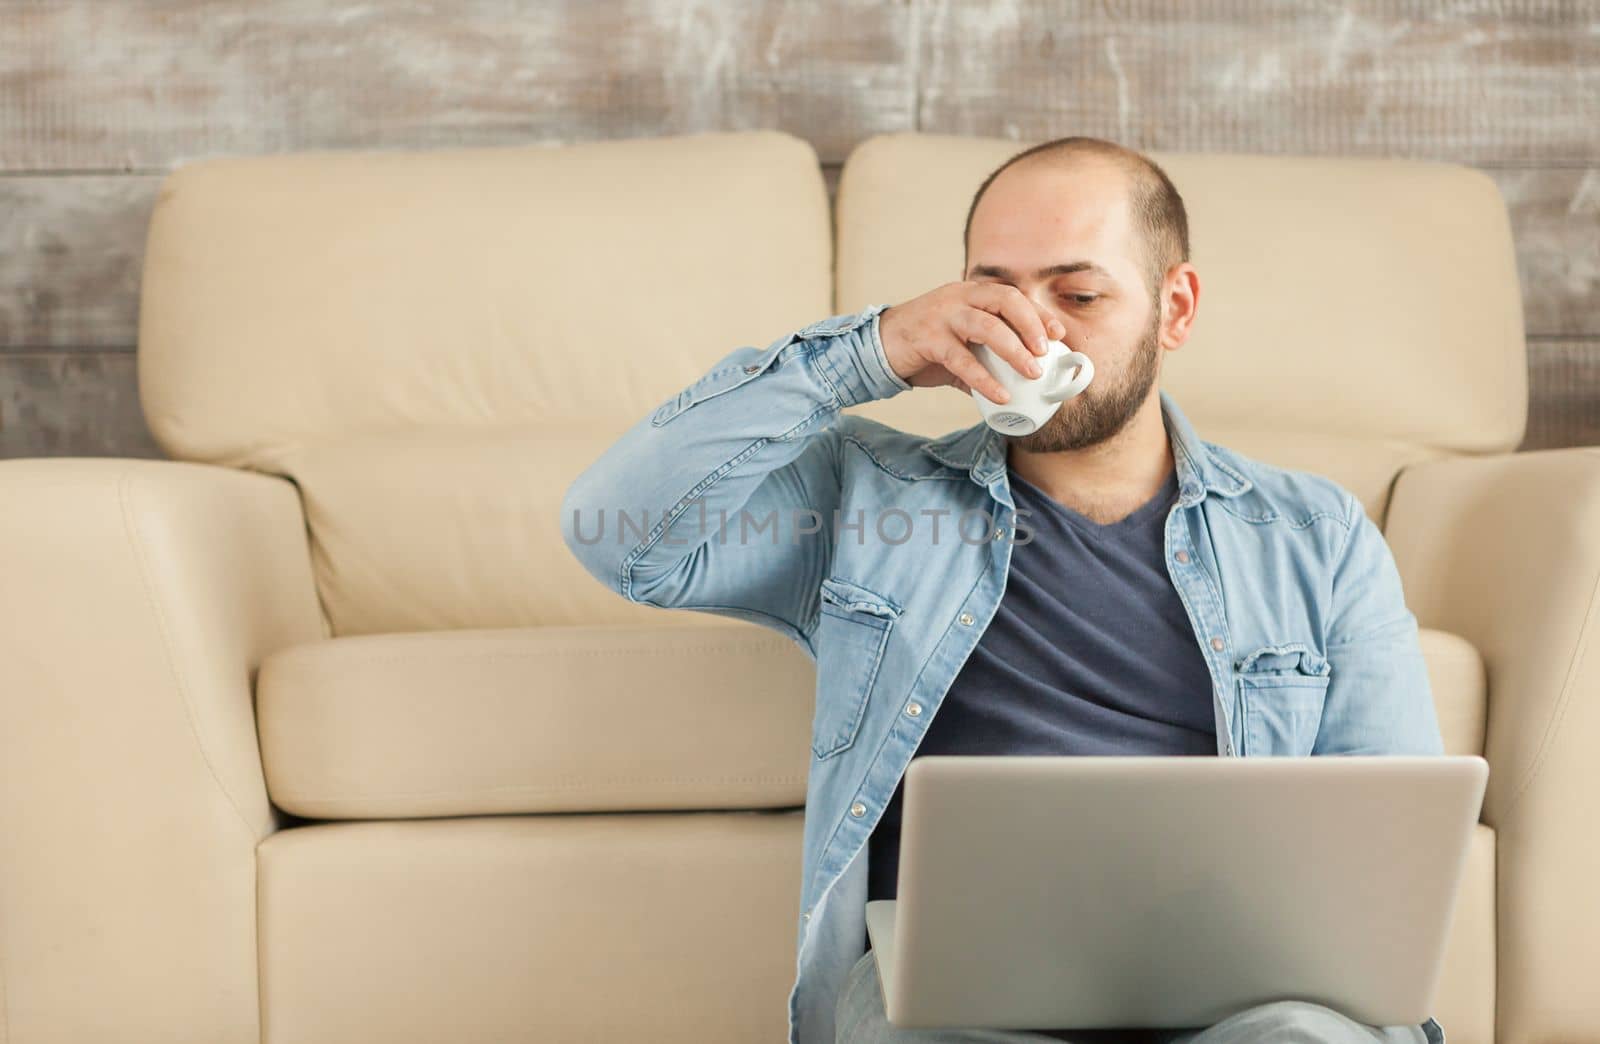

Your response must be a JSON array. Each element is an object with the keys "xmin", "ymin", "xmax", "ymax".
[{"xmin": 963, "ymin": 159, "xmax": 1166, "ymax": 453}]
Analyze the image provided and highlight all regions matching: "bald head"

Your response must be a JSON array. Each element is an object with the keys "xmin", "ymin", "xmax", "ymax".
[
  {"xmin": 963, "ymin": 137, "xmax": 1190, "ymax": 303},
  {"xmin": 958, "ymin": 138, "xmax": 1199, "ymax": 455}
]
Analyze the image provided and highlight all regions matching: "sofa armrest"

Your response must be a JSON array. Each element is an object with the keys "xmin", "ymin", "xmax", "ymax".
[
  {"xmin": 1383, "ymin": 447, "xmax": 1600, "ymax": 1044},
  {"xmin": 0, "ymin": 458, "xmax": 327, "ymax": 1042}
]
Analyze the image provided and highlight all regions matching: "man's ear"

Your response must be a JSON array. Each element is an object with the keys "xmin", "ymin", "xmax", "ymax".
[
  {"xmin": 1164, "ymin": 265, "xmax": 1203, "ymax": 337},
  {"xmin": 1160, "ymin": 264, "xmax": 1201, "ymax": 348}
]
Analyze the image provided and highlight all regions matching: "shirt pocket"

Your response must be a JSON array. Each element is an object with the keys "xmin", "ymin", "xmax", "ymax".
[
  {"xmin": 1234, "ymin": 642, "xmax": 1331, "ymax": 756},
  {"xmin": 811, "ymin": 575, "xmax": 902, "ymax": 761}
]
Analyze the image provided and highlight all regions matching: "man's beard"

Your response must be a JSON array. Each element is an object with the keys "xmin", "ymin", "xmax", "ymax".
[{"xmin": 1008, "ymin": 305, "xmax": 1162, "ymax": 454}]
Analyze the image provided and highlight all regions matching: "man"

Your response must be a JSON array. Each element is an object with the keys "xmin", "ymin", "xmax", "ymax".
[{"xmin": 560, "ymin": 136, "xmax": 1446, "ymax": 1044}]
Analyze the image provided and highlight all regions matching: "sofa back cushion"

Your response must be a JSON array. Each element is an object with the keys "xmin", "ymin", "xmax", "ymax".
[{"xmin": 138, "ymin": 131, "xmax": 833, "ymax": 633}]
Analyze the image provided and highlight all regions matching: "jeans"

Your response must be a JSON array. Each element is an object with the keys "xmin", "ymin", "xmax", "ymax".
[{"xmin": 834, "ymin": 950, "xmax": 1435, "ymax": 1044}]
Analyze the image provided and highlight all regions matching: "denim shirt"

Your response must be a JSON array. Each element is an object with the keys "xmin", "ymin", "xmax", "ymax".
[{"xmin": 560, "ymin": 302, "xmax": 1447, "ymax": 1044}]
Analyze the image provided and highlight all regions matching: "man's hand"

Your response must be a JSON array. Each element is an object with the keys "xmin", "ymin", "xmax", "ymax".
[{"xmin": 879, "ymin": 281, "xmax": 1067, "ymax": 404}]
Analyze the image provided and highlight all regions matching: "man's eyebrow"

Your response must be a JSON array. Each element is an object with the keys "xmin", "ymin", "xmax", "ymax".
[{"xmin": 968, "ymin": 261, "xmax": 1115, "ymax": 281}]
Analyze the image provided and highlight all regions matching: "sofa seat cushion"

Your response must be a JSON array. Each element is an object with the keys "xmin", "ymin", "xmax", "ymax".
[
  {"xmin": 1418, "ymin": 628, "xmax": 1487, "ymax": 756},
  {"xmin": 257, "ymin": 622, "xmax": 815, "ymax": 819},
  {"xmin": 257, "ymin": 619, "xmax": 1482, "ymax": 820}
]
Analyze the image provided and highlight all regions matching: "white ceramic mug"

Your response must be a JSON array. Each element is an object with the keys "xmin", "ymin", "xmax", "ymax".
[{"xmin": 969, "ymin": 339, "xmax": 1095, "ymax": 435}]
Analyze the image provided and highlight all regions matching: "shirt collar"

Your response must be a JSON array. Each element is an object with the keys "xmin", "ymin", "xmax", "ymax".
[{"xmin": 919, "ymin": 387, "xmax": 1252, "ymax": 505}]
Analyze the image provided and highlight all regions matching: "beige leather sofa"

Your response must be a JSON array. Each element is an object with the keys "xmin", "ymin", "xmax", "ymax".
[{"xmin": 1, "ymin": 130, "xmax": 1595, "ymax": 1044}]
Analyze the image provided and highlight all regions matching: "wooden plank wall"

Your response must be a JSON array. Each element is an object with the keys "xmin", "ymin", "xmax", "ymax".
[{"xmin": 1, "ymin": 0, "xmax": 1595, "ymax": 458}]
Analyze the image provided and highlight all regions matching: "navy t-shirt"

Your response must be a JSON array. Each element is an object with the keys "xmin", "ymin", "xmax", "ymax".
[{"xmin": 865, "ymin": 461, "xmax": 1218, "ymax": 916}]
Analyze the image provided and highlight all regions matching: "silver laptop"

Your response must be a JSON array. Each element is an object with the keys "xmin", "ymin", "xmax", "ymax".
[{"xmin": 864, "ymin": 753, "xmax": 1488, "ymax": 1031}]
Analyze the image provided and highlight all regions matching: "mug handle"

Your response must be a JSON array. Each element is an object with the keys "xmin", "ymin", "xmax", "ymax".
[{"xmin": 1041, "ymin": 352, "xmax": 1095, "ymax": 403}]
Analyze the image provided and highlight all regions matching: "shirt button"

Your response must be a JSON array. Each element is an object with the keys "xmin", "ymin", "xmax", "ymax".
[
  {"xmin": 802, "ymin": 912, "xmax": 811, "ymax": 921},
  {"xmin": 1210, "ymin": 637, "xmax": 1225, "ymax": 651},
  {"xmin": 743, "ymin": 364, "xmax": 761, "ymax": 374},
  {"xmin": 1175, "ymin": 550, "xmax": 1190, "ymax": 564},
  {"xmin": 992, "ymin": 528, "xmax": 1005, "ymax": 540},
  {"xmin": 850, "ymin": 801, "xmax": 867, "ymax": 818},
  {"xmin": 905, "ymin": 701, "xmax": 923, "ymax": 717},
  {"xmin": 959, "ymin": 612, "xmax": 975, "ymax": 626}
]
